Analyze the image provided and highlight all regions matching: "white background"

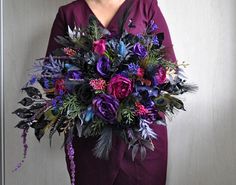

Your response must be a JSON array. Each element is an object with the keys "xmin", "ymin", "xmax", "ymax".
[{"xmin": 3, "ymin": 0, "xmax": 236, "ymax": 185}]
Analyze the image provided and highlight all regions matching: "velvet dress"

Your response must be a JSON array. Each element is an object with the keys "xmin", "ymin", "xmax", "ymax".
[{"xmin": 45, "ymin": 0, "xmax": 177, "ymax": 185}]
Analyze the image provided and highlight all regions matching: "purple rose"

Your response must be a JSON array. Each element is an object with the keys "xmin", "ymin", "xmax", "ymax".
[
  {"xmin": 96, "ymin": 56, "xmax": 111, "ymax": 78},
  {"xmin": 133, "ymin": 43, "xmax": 148, "ymax": 59},
  {"xmin": 92, "ymin": 94, "xmax": 119, "ymax": 123}
]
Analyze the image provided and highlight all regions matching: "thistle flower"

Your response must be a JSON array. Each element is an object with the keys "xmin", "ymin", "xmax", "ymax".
[
  {"xmin": 135, "ymin": 102, "xmax": 150, "ymax": 116},
  {"xmin": 89, "ymin": 78, "xmax": 106, "ymax": 91},
  {"xmin": 63, "ymin": 47, "xmax": 77, "ymax": 57},
  {"xmin": 128, "ymin": 63, "xmax": 139, "ymax": 74}
]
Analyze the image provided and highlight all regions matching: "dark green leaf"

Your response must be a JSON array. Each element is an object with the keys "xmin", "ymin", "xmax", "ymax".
[{"xmin": 35, "ymin": 128, "xmax": 45, "ymax": 142}]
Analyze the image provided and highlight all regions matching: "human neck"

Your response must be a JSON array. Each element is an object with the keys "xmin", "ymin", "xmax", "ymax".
[{"xmin": 86, "ymin": 0, "xmax": 118, "ymax": 5}]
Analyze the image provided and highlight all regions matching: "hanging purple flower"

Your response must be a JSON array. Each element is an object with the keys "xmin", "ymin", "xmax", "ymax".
[
  {"xmin": 66, "ymin": 141, "xmax": 76, "ymax": 185},
  {"xmin": 12, "ymin": 128, "xmax": 29, "ymax": 172},
  {"xmin": 133, "ymin": 43, "xmax": 148, "ymax": 59},
  {"xmin": 92, "ymin": 94, "xmax": 119, "ymax": 124},
  {"xmin": 96, "ymin": 56, "xmax": 111, "ymax": 78}
]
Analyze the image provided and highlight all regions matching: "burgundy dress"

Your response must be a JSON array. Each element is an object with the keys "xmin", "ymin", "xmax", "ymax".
[{"xmin": 45, "ymin": 0, "xmax": 177, "ymax": 185}]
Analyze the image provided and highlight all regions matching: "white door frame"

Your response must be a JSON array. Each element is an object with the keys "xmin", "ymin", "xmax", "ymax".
[{"xmin": 0, "ymin": 0, "xmax": 5, "ymax": 184}]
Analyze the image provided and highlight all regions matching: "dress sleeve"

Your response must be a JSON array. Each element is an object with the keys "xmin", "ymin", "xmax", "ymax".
[
  {"xmin": 45, "ymin": 7, "xmax": 67, "ymax": 57},
  {"xmin": 148, "ymin": 0, "xmax": 177, "ymax": 64}
]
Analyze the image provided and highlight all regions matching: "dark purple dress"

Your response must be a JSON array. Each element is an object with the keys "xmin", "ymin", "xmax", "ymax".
[{"xmin": 45, "ymin": 0, "xmax": 177, "ymax": 184}]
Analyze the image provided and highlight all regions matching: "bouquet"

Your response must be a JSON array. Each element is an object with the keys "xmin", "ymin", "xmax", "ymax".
[{"xmin": 12, "ymin": 15, "xmax": 198, "ymax": 174}]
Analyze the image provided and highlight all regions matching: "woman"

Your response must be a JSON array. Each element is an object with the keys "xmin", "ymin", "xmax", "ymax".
[{"xmin": 45, "ymin": 0, "xmax": 177, "ymax": 184}]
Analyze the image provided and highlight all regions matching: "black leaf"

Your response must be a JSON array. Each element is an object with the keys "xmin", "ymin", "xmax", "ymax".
[
  {"xmin": 29, "ymin": 103, "xmax": 46, "ymax": 110},
  {"xmin": 35, "ymin": 128, "xmax": 45, "ymax": 142},
  {"xmin": 12, "ymin": 108, "xmax": 34, "ymax": 119},
  {"xmin": 21, "ymin": 87, "xmax": 42, "ymax": 99},
  {"xmin": 15, "ymin": 120, "xmax": 30, "ymax": 129},
  {"xmin": 18, "ymin": 97, "xmax": 34, "ymax": 106}
]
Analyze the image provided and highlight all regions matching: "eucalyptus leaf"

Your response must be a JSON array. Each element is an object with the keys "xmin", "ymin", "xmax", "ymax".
[
  {"xmin": 140, "ymin": 145, "xmax": 147, "ymax": 161},
  {"xmin": 131, "ymin": 143, "xmax": 139, "ymax": 161},
  {"xmin": 141, "ymin": 140, "xmax": 155, "ymax": 151}
]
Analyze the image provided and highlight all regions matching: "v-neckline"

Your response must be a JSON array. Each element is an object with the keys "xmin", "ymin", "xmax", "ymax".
[{"xmin": 82, "ymin": 0, "xmax": 128, "ymax": 29}]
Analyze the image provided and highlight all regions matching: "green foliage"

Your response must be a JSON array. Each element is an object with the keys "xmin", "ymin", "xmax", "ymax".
[
  {"xmin": 87, "ymin": 15, "xmax": 104, "ymax": 41},
  {"xmin": 148, "ymin": 47, "xmax": 177, "ymax": 70},
  {"xmin": 90, "ymin": 119, "xmax": 105, "ymax": 136},
  {"xmin": 117, "ymin": 98, "xmax": 136, "ymax": 125},
  {"xmin": 60, "ymin": 95, "xmax": 86, "ymax": 119}
]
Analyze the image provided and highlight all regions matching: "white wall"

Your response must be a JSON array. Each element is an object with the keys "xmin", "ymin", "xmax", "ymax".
[{"xmin": 3, "ymin": 0, "xmax": 236, "ymax": 185}]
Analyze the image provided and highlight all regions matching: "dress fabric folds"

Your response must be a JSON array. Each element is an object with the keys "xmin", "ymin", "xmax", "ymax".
[{"xmin": 45, "ymin": 0, "xmax": 177, "ymax": 185}]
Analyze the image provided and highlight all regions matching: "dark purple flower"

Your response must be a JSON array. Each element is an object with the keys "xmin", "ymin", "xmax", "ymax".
[
  {"xmin": 92, "ymin": 94, "xmax": 119, "ymax": 124},
  {"xmin": 43, "ymin": 78, "xmax": 50, "ymax": 89},
  {"xmin": 128, "ymin": 63, "xmax": 139, "ymax": 74},
  {"xmin": 136, "ymin": 33, "xmax": 144, "ymax": 39},
  {"xmin": 147, "ymin": 19, "xmax": 158, "ymax": 33},
  {"xmin": 152, "ymin": 35, "xmax": 159, "ymax": 45},
  {"xmin": 75, "ymin": 83, "xmax": 94, "ymax": 105},
  {"xmin": 67, "ymin": 70, "xmax": 83, "ymax": 80},
  {"xmin": 29, "ymin": 75, "xmax": 37, "ymax": 85},
  {"xmin": 96, "ymin": 56, "xmax": 111, "ymax": 78},
  {"xmin": 133, "ymin": 43, "xmax": 148, "ymax": 59}
]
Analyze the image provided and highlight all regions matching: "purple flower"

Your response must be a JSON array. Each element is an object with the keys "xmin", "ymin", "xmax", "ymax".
[
  {"xmin": 96, "ymin": 56, "xmax": 111, "ymax": 78},
  {"xmin": 128, "ymin": 63, "xmax": 140, "ymax": 74},
  {"xmin": 67, "ymin": 70, "xmax": 83, "ymax": 80},
  {"xmin": 92, "ymin": 94, "xmax": 119, "ymax": 124},
  {"xmin": 136, "ymin": 33, "xmax": 144, "ymax": 39},
  {"xmin": 133, "ymin": 43, "xmax": 148, "ymax": 59},
  {"xmin": 152, "ymin": 35, "xmax": 159, "ymax": 46},
  {"xmin": 29, "ymin": 75, "xmax": 37, "ymax": 85},
  {"xmin": 43, "ymin": 78, "xmax": 50, "ymax": 89},
  {"xmin": 147, "ymin": 19, "xmax": 158, "ymax": 33}
]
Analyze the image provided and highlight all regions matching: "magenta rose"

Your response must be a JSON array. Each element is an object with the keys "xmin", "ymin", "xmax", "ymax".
[
  {"xmin": 93, "ymin": 39, "xmax": 106, "ymax": 55},
  {"xmin": 107, "ymin": 74, "xmax": 133, "ymax": 100},
  {"xmin": 155, "ymin": 66, "xmax": 166, "ymax": 84}
]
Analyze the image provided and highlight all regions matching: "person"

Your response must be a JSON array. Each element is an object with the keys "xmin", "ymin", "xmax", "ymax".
[{"xmin": 45, "ymin": 0, "xmax": 177, "ymax": 184}]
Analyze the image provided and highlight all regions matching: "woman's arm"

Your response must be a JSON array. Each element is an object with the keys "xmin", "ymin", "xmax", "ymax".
[
  {"xmin": 148, "ymin": 0, "xmax": 177, "ymax": 64},
  {"xmin": 45, "ymin": 7, "xmax": 67, "ymax": 57}
]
